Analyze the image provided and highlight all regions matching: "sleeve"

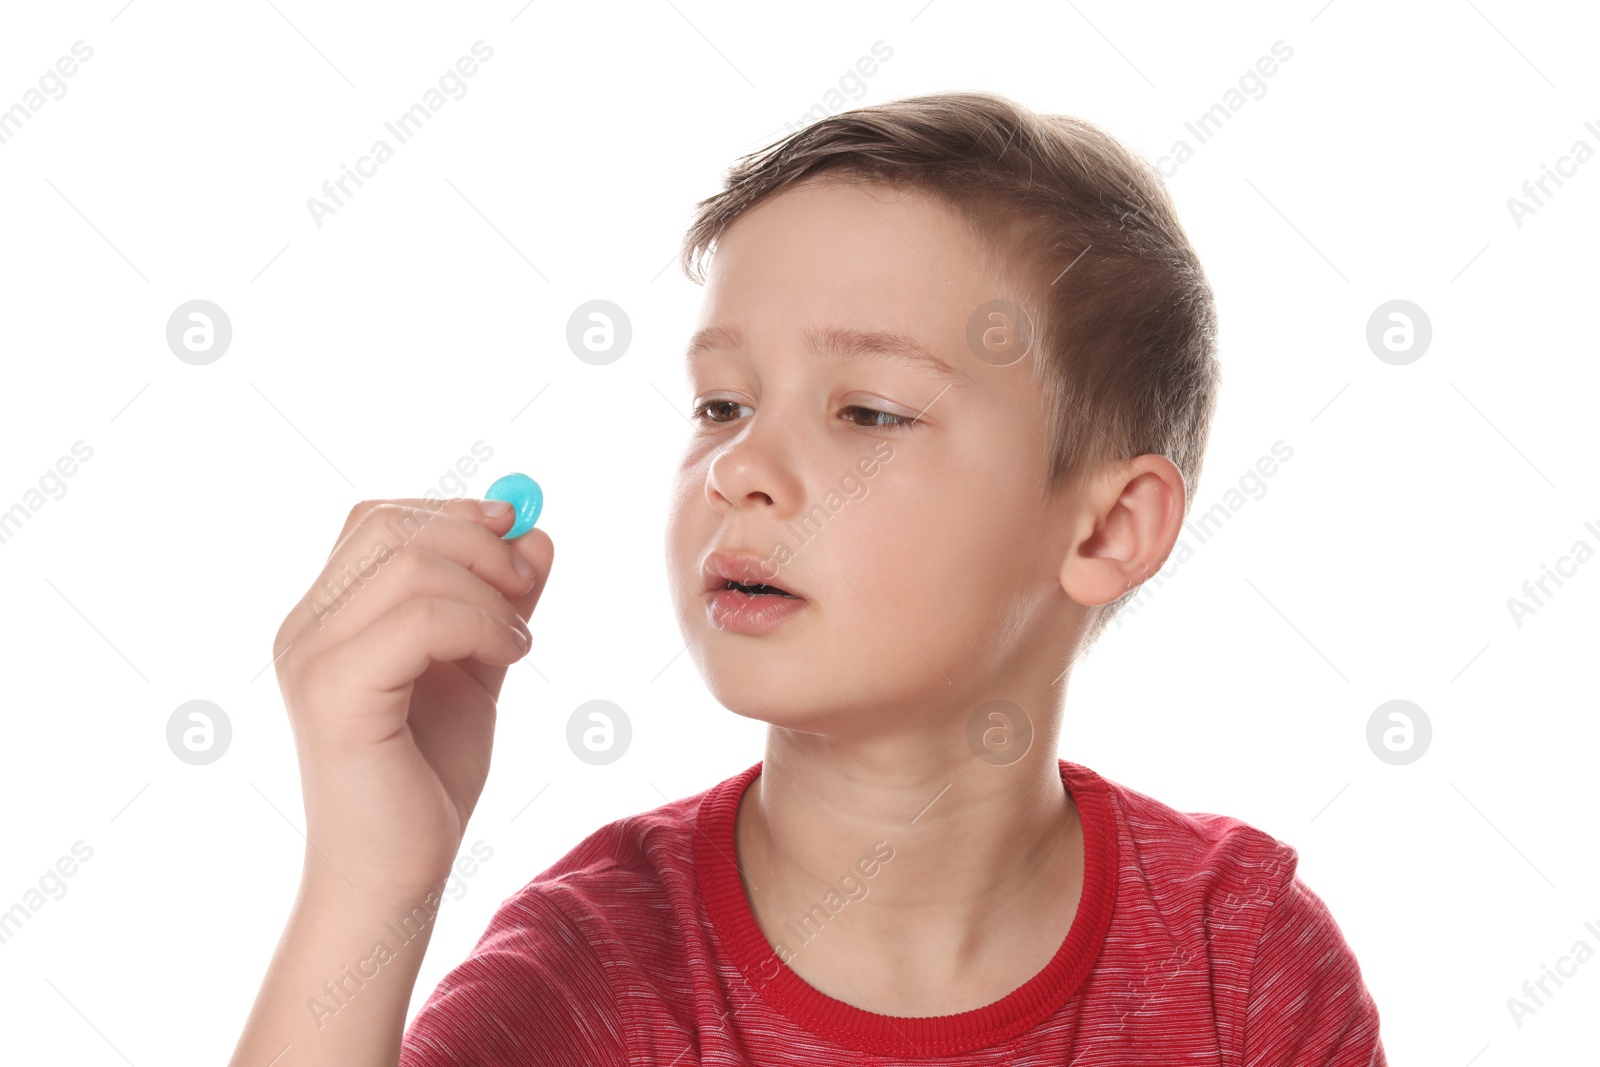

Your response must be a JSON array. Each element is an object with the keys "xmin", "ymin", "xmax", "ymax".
[
  {"xmin": 399, "ymin": 890, "xmax": 628, "ymax": 1067},
  {"xmin": 1239, "ymin": 872, "xmax": 1387, "ymax": 1067}
]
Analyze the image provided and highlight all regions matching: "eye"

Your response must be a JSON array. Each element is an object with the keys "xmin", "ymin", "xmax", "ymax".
[
  {"xmin": 689, "ymin": 399, "xmax": 921, "ymax": 431},
  {"xmin": 691, "ymin": 398, "xmax": 753, "ymax": 424},
  {"xmin": 840, "ymin": 405, "xmax": 918, "ymax": 431}
]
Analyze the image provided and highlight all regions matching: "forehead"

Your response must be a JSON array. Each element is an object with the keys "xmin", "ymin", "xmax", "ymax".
[
  {"xmin": 714, "ymin": 179, "xmax": 993, "ymax": 290},
  {"xmin": 692, "ymin": 179, "xmax": 1003, "ymax": 374},
  {"xmin": 686, "ymin": 321, "xmax": 971, "ymax": 384}
]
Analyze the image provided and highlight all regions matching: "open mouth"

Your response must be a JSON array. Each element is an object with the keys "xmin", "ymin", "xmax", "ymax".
[
  {"xmin": 702, "ymin": 554, "xmax": 809, "ymax": 634},
  {"xmin": 720, "ymin": 580, "xmax": 800, "ymax": 599}
]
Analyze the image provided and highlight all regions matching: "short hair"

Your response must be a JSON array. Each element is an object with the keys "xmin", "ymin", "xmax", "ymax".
[{"xmin": 679, "ymin": 90, "xmax": 1220, "ymax": 647}]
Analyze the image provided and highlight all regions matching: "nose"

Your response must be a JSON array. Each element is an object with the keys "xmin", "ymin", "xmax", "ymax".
[
  {"xmin": 705, "ymin": 450, "xmax": 773, "ymax": 512},
  {"xmin": 703, "ymin": 424, "xmax": 799, "ymax": 516}
]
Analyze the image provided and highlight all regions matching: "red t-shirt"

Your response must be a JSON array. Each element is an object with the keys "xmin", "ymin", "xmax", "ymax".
[{"xmin": 399, "ymin": 759, "xmax": 1386, "ymax": 1065}]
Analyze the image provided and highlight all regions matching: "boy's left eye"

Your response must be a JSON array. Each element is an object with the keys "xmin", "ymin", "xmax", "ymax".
[
  {"xmin": 689, "ymin": 400, "xmax": 919, "ymax": 431},
  {"xmin": 839, "ymin": 405, "xmax": 915, "ymax": 430}
]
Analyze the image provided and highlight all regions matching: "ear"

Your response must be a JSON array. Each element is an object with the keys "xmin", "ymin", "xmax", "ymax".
[{"xmin": 1058, "ymin": 455, "xmax": 1186, "ymax": 607}]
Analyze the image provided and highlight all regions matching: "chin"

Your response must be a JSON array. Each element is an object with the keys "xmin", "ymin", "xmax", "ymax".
[
  {"xmin": 704, "ymin": 665, "xmax": 892, "ymax": 736},
  {"xmin": 690, "ymin": 653, "xmax": 808, "ymax": 723}
]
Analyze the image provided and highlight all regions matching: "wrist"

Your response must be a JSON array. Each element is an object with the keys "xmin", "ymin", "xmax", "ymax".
[{"xmin": 298, "ymin": 858, "xmax": 449, "ymax": 920}]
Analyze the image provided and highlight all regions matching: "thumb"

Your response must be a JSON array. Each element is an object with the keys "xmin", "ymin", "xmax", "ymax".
[{"xmin": 506, "ymin": 526, "xmax": 554, "ymax": 621}]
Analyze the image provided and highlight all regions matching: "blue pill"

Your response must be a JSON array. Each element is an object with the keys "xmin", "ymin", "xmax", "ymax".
[{"xmin": 484, "ymin": 473, "xmax": 543, "ymax": 539}]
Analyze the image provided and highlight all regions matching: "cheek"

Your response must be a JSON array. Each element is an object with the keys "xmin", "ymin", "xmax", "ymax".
[
  {"xmin": 851, "ymin": 452, "xmax": 1037, "ymax": 610},
  {"xmin": 667, "ymin": 453, "xmax": 712, "ymax": 527},
  {"xmin": 831, "ymin": 474, "xmax": 974, "ymax": 609},
  {"xmin": 665, "ymin": 471, "xmax": 710, "ymax": 586}
]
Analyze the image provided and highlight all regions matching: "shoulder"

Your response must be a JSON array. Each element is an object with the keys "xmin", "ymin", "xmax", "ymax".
[
  {"xmin": 1237, "ymin": 873, "xmax": 1386, "ymax": 1064},
  {"xmin": 1067, "ymin": 760, "xmax": 1298, "ymax": 915},
  {"xmin": 1066, "ymin": 762, "xmax": 1385, "ymax": 1063},
  {"xmin": 400, "ymin": 769, "xmax": 742, "ymax": 1066},
  {"xmin": 508, "ymin": 771, "xmax": 723, "ymax": 931},
  {"xmin": 474, "ymin": 769, "xmax": 728, "ymax": 967},
  {"xmin": 400, "ymin": 886, "xmax": 627, "ymax": 1066}
]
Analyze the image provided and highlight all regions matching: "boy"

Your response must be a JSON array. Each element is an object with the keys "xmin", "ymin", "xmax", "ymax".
[{"xmin": 231, "ymin": 91, "xmax": 1386, "ymax": 1064}]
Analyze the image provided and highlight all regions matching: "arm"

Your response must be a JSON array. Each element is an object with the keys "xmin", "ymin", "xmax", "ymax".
[
  {"xmin": 230, "ymin": 864, "xmax": 446, "ymax": 1067},
  {"xmin": 1240, "ymin": 873, "xmax": 1387, "ymax": 1067},
  {"xmin": 227, "ymin": 496, "xmax": 555, "ymax": 1066},
  {"xmin": 399, "ymin": 891, "xmax": 629, "ymax": 1067}
]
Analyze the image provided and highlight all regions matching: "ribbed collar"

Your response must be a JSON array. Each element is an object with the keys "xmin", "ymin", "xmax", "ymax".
[{"xmin": 693, "ymin": 758, "xmax": 1118, "ymax": 1057}]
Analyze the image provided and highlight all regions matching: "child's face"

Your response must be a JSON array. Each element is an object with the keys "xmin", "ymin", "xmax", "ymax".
[{"xmin": 667, "ymin": 178, "xmax": 1074, "ymax": 733}]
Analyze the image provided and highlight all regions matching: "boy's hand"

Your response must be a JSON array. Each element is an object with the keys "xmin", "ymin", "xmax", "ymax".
[{"xmin": 272, "ymin": 498, "xmax": 552, "ymax": 903}]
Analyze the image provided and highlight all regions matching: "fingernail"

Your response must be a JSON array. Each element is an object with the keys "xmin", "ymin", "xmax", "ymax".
[
  {"xmin": 511, "ymin": 550, "xmax": 534, "ymax": 578},
  {"xmin": 480, "ymin": 499, "xmax": 511, "ymax": 518}
]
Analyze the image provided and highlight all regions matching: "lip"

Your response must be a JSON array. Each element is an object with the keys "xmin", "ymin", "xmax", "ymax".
[
  {"xmin": 701, "ymin": 549, "xmax": 808, "ymax": 636},
  {"xmin": 705, "ymin": 586, "xmax": 809, "ymax": 635},
  {"xmin": 701, "ymin": 550, "xmax": 805, "ymax": 599}
]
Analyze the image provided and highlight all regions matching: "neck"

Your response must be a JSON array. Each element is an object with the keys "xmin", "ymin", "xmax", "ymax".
[{"xmin": 737, "ymin": 715, "xmax": 1078, "ymax": 975}]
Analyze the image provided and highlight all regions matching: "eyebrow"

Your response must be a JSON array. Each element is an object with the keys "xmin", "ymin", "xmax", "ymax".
[{"xmin": 685, "ymin": 323, "xmax": 971, "ymax": 385}]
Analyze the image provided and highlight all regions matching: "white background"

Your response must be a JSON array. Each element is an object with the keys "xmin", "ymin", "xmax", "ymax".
[{"xmin": 1, "ymin": 0, "xmax": 1596, "ymax": 1063}]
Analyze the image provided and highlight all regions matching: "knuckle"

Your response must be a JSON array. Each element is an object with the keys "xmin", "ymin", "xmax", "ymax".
[
  {"xmin": 399, "ymin": 595, "xmax": 442, "ymax": 633},
  {"xmin": 344, "ymin": 499, "xmax": 377, "ymax": 528},
  {"xmin": 270, "ymin": 641, "xmax": 297, "ymax": 685},
  {"xmin": 273, "ymin": 612, "xmax": 295, "ymax": 651},
  {"xmin": 377, "ymin": 503, "xmax": 438, "ymax": 545},
  {"xmin": 362, "ymin": 501, "xmax": 402, "ymax": 530},
  {"xmin": 293, "ymin": 647, "xmax": 341, "ymax": 698},
  {"xmin": 385, "ymin": 542, "xmax": 427, "ymax": 583}
]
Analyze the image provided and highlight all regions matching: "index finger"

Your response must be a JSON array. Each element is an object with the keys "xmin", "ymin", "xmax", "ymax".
[{"xmin": 329, "ymin": 496, "xmax": 515, "ymax": 559}]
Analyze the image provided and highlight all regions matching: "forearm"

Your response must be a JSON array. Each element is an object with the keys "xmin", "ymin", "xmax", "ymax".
[{"xmin": 229, "ymin": 860, "xmax": 445, "ymax": 1067}]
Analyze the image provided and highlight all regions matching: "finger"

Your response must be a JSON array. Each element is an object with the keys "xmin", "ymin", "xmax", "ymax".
[
  {"xmin": 301, "ymin": 545, "xmax": 531, "ymax": 654},
  {"xmin": 503, "ymin": 526, "xmax": 555, "ymax": 621},
  {"xmin": 454, "ymin": 526, "xmax": 555, "ymax": 699},
  {"xmin": 288, "ymin": 506, "xmax": 534, "ymax": 645},
  {"xmin": 328, "ymin": 497, "xmax": 515, "ymax": 561},
  {"xmin": 303, "ymin": 596, "xmax": 530, "ymax": 730},
  {"xmin": 346, "ymin": 502, "xmax": 532, "ymax": 602}
]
